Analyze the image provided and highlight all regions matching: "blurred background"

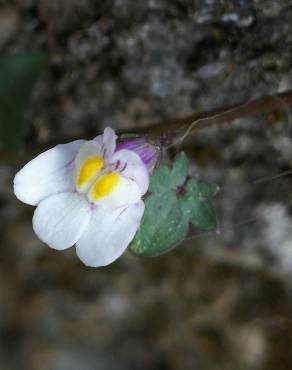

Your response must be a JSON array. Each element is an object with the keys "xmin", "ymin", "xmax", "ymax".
[{"xmin": 1, "ymin": 0, "xmax": 292, "ymax": 369}]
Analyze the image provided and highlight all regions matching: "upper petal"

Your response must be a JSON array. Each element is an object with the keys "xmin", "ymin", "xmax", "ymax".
[
  {"xmin": 94, "ymin": 127, "xmax": 117, "ymax": 161},
  {"xmin": 33, "ymin": 192, "xmax": 91, "ymax": 250},
  {"xmin": 116, "ymin": 137, "xmax": 160, "ymax": 174},
  {"xmin": 111, "ymin": 149, "xmax": 149, "ymax": 195},
  {"xmin": 14, "ymin": 140, "xmax": 84, "ymax": 206},
  {"xmin": 76, "ymin": 201, "xmax": 144, "ymax": 267}
]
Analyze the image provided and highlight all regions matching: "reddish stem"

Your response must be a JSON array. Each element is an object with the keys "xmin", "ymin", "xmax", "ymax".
[{"xmin": 132, "ymin": 90, "xmax": 292, "ymax": 137}]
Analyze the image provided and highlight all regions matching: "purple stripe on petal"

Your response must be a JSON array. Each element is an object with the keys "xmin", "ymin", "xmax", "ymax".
[
  {"xmin": 115, "ymin": 159, "xmax": 121, "ymax": 170},
  {"xmin": 120, "ymin": 163, "xmax": 127, "ymax": 172}
]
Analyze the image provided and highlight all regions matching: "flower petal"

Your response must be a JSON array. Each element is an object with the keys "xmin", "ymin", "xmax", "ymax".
[
  {"xmin": 88, "ymin": 173, "xmax": 142, "ymax": 211},
  {"xmin": 14, "ymin": 140, "xmax": 84, "ymax": 206},
  {"xmin": 75, "ymin": 141, "xmax": 104, "ymax": 192},
  {"xmin": 76, "ymin": 201, "xmax": 144, "ymax": 267},
  {"xmin": 116, "ymin": 137, "xmax": 160, "ymax": 174},
  {"xmin": 111, "ymin": 149, "xmax": 149, "ymax": 195},
  {"xmin": 94, "ymin": 127, "xmax": 117, "ymax": 161},
  {"xmin": 33, "ymin": 192, "xmax": 91, "ymax": 250}
]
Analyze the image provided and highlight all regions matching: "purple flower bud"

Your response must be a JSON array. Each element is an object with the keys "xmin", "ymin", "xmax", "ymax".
[{"xmin": 116, "ymin": 136, "xmax": 161, "ymax": 174}]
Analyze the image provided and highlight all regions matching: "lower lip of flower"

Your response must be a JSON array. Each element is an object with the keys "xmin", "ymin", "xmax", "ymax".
[{"xmin": 89, "ymin": 172, "xmax": 120, "ymax": 202}]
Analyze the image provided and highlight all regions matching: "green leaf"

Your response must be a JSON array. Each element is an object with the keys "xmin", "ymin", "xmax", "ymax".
[
  {"xmin": 0, "ymin": 53, "xmax": 46, "ymax": 150},
  {"xmin": 170, "ymin": 152, "xmax": 188, "ymax": 188},
  {"xmin": 189, "ymin": 201, "xmax": 217, "ymax": 231},
  {"xmin": 148, "ymin": 152, "xmax": 188, "ymax": 193},
  {"xmin": 185, "ymin": 178, "xmax": 200, "ymax": 200},
  {"xmin": 130, "ymin": 191, "xmax": 189, "ymax": 256},
  {"xmin": 180, "ymin": 178, "xmax": 218, "ymax": 232},
  {"xmin": 148, "ymin": 165, "xmax": 171, "ymax": 193},
  {"xmin": 130, "ymin": 153, "xmax": 218, "ymax": 256},
  {"xmin": 198, "ymin": 181, "xmax": 219, "ymax": 199}
]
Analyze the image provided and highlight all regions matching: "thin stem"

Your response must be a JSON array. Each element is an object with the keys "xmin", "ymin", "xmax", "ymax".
[
  {"xmin": 131, "ymin": 89, "xmax": 292, "ymax": 136},
  {"xmin": 4, "ymin": 90, "xmax": 292, "ymax": 165}
]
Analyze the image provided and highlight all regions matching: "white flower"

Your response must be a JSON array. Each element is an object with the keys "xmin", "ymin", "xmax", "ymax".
[{"xmin": 14, "ymin": 127, "xmax": 149, "ymax": 267}]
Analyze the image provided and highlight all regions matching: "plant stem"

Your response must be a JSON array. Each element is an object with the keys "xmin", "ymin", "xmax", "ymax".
[
  {"xmin": 4, "ymin": 90, "xmax": 292, "ymax": 164},
  {"xmin": 132, "ymin": 89, "xmax": 292, "ymax": 137}
]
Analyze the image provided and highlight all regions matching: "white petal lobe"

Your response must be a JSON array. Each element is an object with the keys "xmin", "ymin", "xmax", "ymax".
[
  {"xmin": 111, "ymin": 149, "xmax": 149, "ymax": 195},
  {"xmin": 94, "ymin": 127, "xmax": 117, "ymax": 161},
  {"xmin": 76, "ymin": 201, "xmax": 144, "ymax": 267},
  {"xmin": 14, "ymin": 140, "xmax": 84, "ymax": 206},
  {"xmin": 33, "ymin": 192, "xmax": 91, "ymax": 250}
]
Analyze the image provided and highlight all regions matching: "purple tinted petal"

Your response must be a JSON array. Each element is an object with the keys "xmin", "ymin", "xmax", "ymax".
[{"xmin": 116, "ymin": 137, "xmax": 160, "ymax": 174}]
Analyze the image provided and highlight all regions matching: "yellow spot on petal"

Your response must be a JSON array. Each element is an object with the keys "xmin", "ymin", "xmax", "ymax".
[
  {"xmin": 77, "ymin": 156, "xmax": 104, "ymax": 188},
  {"xmin": 90, "ymin": 172, "xmax": 120, "ymax": 201}
]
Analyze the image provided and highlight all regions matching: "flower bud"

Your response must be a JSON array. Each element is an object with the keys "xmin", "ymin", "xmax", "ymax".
[{"xmin": 117, "ymin": 136, "xmax": 160, "ymax": 174}]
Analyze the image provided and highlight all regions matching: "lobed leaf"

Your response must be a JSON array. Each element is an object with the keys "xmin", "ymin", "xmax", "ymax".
[
  {"xmin": 148, "ymin": 165, "xmax": 171, "ymax": 193},
  {"xmin": 170, "ymin": 152, "xmax": 188, "ymax": 188},
  {"xmin": 130, "ymin": 153, "xmax": 218, "ymax": 257},
  {"xmin": 130, "ymin": 190, "xmax": 189, "ymax": 256}
]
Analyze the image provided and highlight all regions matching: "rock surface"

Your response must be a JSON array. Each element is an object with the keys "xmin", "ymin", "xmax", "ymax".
[{"xmin": 1, "ymin": 0, "xmax": 292, "ymax": 369}]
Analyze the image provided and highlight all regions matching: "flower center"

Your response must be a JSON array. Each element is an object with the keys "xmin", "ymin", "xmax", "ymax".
[
  {"xmin": 89, "ymin": 172, "xmax": 120, "ymax": 202},
  {"xmin": 77, "ymin": 156, "xmax": 104, "ymax": 188}
]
